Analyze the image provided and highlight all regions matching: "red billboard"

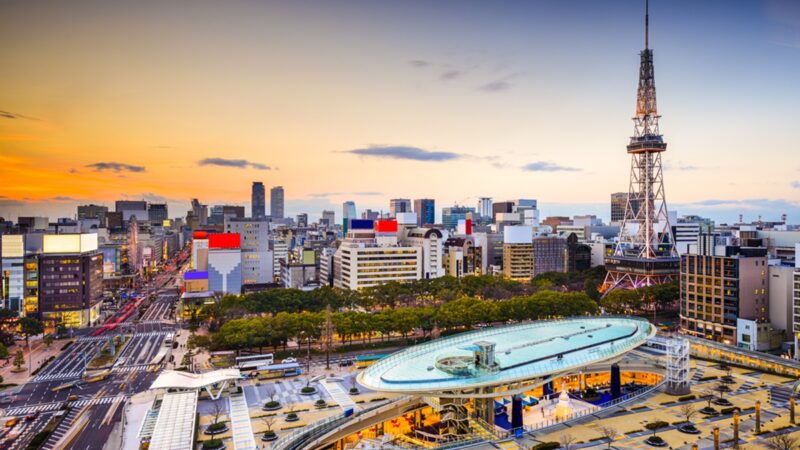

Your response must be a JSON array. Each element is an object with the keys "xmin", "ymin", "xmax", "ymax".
[
  {"xmin": 374, "ymin": 220, "xmax": 398, "ymax": 233},
  {"xmin": 208, "ymin": 233, "xmax": 240, "ymax": 249},
  {"xmin": 193, "ymin": 231, "xmax": 208, "ymax": 239},
  {"xmin": 465, "ymin": 219, "xmax": 472, "ymax": 235}
]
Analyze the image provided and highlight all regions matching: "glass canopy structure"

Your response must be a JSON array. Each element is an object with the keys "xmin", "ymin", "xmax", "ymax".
[{"xmin": 358, "ymin": 317, "xmax": 654, "ymax": 396}]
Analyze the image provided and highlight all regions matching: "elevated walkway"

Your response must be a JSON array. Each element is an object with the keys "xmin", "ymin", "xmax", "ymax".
[
  {"xmin": 321, "ymin": 379, "xmax": 357, "ymax": 413},
  {"xmin": 228, "ymin": 393, "xmax": 257, "ymax": 450}
]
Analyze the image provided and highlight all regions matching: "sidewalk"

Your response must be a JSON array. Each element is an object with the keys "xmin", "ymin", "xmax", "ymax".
[{"xmin": 0, "ymin": 337, "xmax": 73, "ymax": 385}]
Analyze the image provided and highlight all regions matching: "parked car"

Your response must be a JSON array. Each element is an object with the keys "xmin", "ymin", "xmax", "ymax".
[
  {"xmin": 338, "ymin": 359, "xmax": 354, "ymax": 367},
  {"xmin": 281, "ymin": 357, "xmax": 297, "ymax": 364}
]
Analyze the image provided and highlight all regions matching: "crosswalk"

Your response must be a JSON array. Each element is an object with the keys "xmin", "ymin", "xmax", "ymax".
[
  {"xmin": 690, "ymin": 369, "xmax": 704, "ymax": 382},
  {"xmin": 113, "ymin": 364, "xmax": 152, "ymax": 373},
  {"xmin": 41, "ymin": 407, "xmax": 80, "ymax": 450},
  {"xmin": 32, "ymin": 370, "xmax": 83, "ymax": 382},
  {"xmin": 4, "ymin": 395, "xmax": 126, "ymax": 416}
]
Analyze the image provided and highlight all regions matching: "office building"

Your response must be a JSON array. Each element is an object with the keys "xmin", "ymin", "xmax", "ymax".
[
  {"xmin": 38, "ymin": 233, "xmax": 103, "ymax": 328},
  {"xmin": 320, "ymin": 210, "xmax": 336, "ymax": 227},
  {"xmin": 207, "ymin": 233, "xmax": 242, "ymax": 294},
  {"xmin": 679, "ymin": 234, "xmax": 769, "ymax": 346},
  {"xmin": 389, "ymin": 199, "xmax": 412, "ymax": 218},
  {"xmin": 17, "ymin": 217, "xmax": 49, "ymax": 233},
  {"xmin": 148, "ymin": 203, "xmax": 169, "ymax": 224},
  {"xmin": 296, "ymin": 213, "xmax": 308, "ymax": 228},
  {"xmin": 115, "ymin": 200, "xmax": 148, "ymax": 222},
  {"xmin": 333, "ymin": 220, "xmax": 422, "ymax": 290},
  {"xmin": 77, "ymin": 204, "xmax": 109, "ymax": 225},
  {"xmin": 270, "ymin": 238, "xmax": 289, "ymax": 281},
  {"xmin": 413, "ymin": 199, "xmax": 435, "ymax": 227},
  {"xmin": 252, "ymin": 181, "xmax": 266, "ymax": 219},
  {"xmin": 225, "ymin": 218, "xmax": 273, "ymax": 285},
  {"xmin": 477, "ymin": 197, "xmax": 493, "ymax": 221},
  {"xmin": 342, "ymin": 201, "xmax": 357, "ymax": 221},
  {"xmin": 442, "ymin": 206, "xmax": 476, "ymax": 231},
  {"xmin": 532, "ymin": 235, "xmax": 567, "ymax": 276},
  {"xmin": 270, "ymin": 186, "xmax": 285, "ymax": 219},
  {"xmin": 361, "ymin": 209, "xmax": 380, "ymax": 221},
  {"xmin": 400, "ymin": 225, "xmax": 445, "ymax": 279},
  {"xmin": 502, "ymin": 226, "xmax": 534, "ymax": 281},
  {"xmin": 794, "ymin": 243, "xmax": 800, "ymax": 358}
]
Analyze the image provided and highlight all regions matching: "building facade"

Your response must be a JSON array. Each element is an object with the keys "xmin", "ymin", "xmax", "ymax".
[
  {"xmin": 270, "ymin": 186, "xmax": 285, "ymax": 219},
  {"xmin": 252, "ymin": 181, "xmax": 266, "ymax": 219},
  {"xmin": 413, "ymin": 199, "xmax": 435, "ymax": 227}
]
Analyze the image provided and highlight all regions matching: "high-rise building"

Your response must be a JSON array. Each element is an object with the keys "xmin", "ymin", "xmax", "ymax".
[
  {"xmin": 270, "ymin": 186, "xmax": 284, "ymax": 219},
  {"xmin": 389, "ymin": 199, "xmax": 412, "ymax": 218},
  {"xmin": 361, "ymin": 209, "xmax": 380, "ymax": 220},
  {"xmin": 477, "ymin": 198, "xmax": 493, "ymax": 220},
  {"xmin": 77, "ymin": 204, "xmax": 109, "ymax": 225},
  {"xmin": 531, "ymin": 235, "xmax": 567, "ymax": 276},
  {"xmin": 252, "ymin": 182, "xmax": 266, "ymax": 219},
  {"xmin": 320, "ymin": 210, "xmax": 335, "ymax": 227},
  {"xmin": 679, "ymin": 234, "xmax": 769, "ymax": 346},
  {"xmin": 400, "ymin": 226, "xmax": 445, "ymax": 279},
  {"xmin": 442, "ymin": 206, "xmax": 476, "ymax": 230},
  {"xmin": 225, "ymin": 218, "xmax": 273, "ymax": 285},
  {"xmin": 413, "ymin": 199, "xmax": 435, "ymax": 227},
  {"xmin": 342, "ymin": 201, "xmax": 357, "ymax": 221},
  {"xmin": 148, "ymin": 203, "xmax": 168, "ymax": 224},
  {"xmin": 602, "ymin": 3, "xmax": 678, "ymax": 293},
  {"xmin": 609, "ymin": 192, "xmax": 638, "ymax": 224},
  {"xmin": 38, "ymin": 233, "xmax": 103, "ymax": 328},
  {"xmin": 793, "ymin": 243, "xmax": 800, "ymax": 358}
]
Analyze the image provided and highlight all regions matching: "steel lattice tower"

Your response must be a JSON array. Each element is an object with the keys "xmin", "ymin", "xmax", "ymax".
[{"xmin": 602, "ymin": 0, "xmax": 679, "ymax": 293}]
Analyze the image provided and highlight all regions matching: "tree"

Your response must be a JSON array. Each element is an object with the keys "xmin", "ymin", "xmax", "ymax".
[
  {"xmin": 13, "ymin": 349, "xmax": 24, "ymax": 370},
  {"xmin": 0, "ymin": 343, "xmax": 8, "ymax": 359},
  {"xmin": 559, "ymin": 433, "xmax": 576, "ymax": 450},
  {"xmin": 43, "ymin": 335, "xmax": 54, "ymax": 348},
  {"xmin": 765, "ymin": 434, "xmax": 800, "ymax": 450},
  {"xmin": 261, "ymin": 416, "xmax": 277, "ymax": 436},
  {"xmin": 18, "ymin": 317, "xmax": 44, "ymax": 343},
  {"xmin": 600, "ymin": 289, "xmax": 642, "ymax": 314},
  {"xmin": 600, "ymin": 426, "xmax": 618, "ymax": 449},
  {"xmin": 323, "ymin": 305, "xmax": 334, "ymax": 370},
  {"xmin": 679, "ymin": 403, "xmax": 697, "ymax": 424}
]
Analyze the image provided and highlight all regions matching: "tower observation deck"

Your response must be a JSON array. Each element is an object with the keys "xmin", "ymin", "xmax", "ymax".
[{"xmin": 602, "ymin": 0, "xmax": 679, "ymax": 293}]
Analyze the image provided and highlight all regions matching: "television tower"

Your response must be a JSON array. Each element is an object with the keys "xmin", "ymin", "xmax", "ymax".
[{"xmin": 602, "ymin": 0, "xmax": 679, "ymax": 293}]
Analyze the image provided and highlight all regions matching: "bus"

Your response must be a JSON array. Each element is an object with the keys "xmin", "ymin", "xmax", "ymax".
[
  {"xmin": 235, "ymin": 353, "xmax": 274, "ymax": 371},
  {"xmin": 354, "ymin": 353, "xmax": 389, "ymax": 369}
]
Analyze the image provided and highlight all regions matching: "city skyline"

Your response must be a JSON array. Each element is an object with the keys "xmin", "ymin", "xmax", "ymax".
[{"xmin": 1, "ymin": 0, "xmax": 799, "ymax": 223}]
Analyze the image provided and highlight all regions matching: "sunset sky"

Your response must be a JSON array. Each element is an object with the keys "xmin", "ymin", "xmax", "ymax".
[{"xmin": 1, "ymin": 0, "xmax": 799, "ymax": 223}]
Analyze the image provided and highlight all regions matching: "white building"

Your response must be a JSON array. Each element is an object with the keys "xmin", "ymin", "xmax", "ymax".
[
  {"xmin": 270, "ymin": 238, "xmax": 289, "ymax": 281},
  {"xmin": 225, "ymin": 218, "xmax": 273, "ymax": 285},
  {"xmin": 333, "ymin": 226, "xmax": 421, "ymax": 290},
  {"xmin": 400, "ymin": 227, "xmax": 445, "ymax": 279}
]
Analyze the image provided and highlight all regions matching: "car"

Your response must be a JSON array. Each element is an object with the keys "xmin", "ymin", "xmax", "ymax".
[
  {"xmin": 0, "ymin": 396, "xmax": 13, "ymax": 405},
  {"xmin": 3, "ymin": 418, "xmax": 18, "ymax": 428},
  {"xmin": 67, "ymin": 395, "xmax": 78, "ymax": 401},
  {"xmin": 24, "ymin": 412, "xmax": 38, "ymax": 421},
  {"xmin": 281, "ymin": 357, "xmax": 297, "ymax": 364},
  {"xmin": 338, "ymin": 359, "xmax": 354, "ymax": 367}
]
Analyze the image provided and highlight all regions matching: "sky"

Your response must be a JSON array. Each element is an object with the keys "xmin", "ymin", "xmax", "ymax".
[{"xmin": 1, "ymin": 0, "xmax": 799, "ymax": 224}]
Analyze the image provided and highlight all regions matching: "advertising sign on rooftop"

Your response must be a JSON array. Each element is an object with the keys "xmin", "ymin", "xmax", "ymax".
[
  {"xmin": 1, "ymin": 235, "xmax": 24, "ymax": 258},
  {"xmin": 208, "ymin": 233, "xmax": 240, "ymax": 249},
  {"xmin": 184, "ymin": 271, "xmax": 209, "ymax": 280},
  {"xmin": 42, "ymin": 233, "xmax": 98, "ymax": 254},
  {"xmin": 350, "ymin": 219, "xmax": 374, "ymax": 230},
  {"xmin": 374, "ymin": 220, "xmax": 398, "ymax": 233}
]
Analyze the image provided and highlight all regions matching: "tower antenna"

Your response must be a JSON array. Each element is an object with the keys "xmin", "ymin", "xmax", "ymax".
[{"xmin": 645, "ymin": 0, "xmax": 650, "ymax": 49}]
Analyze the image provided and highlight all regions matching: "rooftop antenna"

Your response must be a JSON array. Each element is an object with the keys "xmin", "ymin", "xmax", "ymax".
[{"xmin": 645, "ymin": 0, "xmax": 650, "ymax": 49}]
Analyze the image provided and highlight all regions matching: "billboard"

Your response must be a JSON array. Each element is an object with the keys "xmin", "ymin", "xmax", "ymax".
[
  {"xmin": 43, "ymin": 233, "xmax": 98, "ymax": 254},
  {"xmin": 209, "ymin": 233, "xmax": 240, "ymax": 249},
  {"xmin": 350, "ymin": 219, "xmax": 374, "ymax": 230},
  {"xmin": 184, "ymin": 271, "xmax": 209, "ymax": 280},
  {"xmin": 1, "ymin": 235, "xmax": 24, "ymax": 258},
  {"xmin": 374, "ymin": 220, "xmax": 398, "ymax": 233}
]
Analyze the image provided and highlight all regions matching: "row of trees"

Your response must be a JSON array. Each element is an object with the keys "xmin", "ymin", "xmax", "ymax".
[
  {"xmin": 200, "ymin": 290, "xmax": 599, "ymax": 353},
  {"xmin": 600, "ymin": 282, "xmax": 680, "ymax": 315},
  {"xmin": 193, "ymin": 268, "xmax": 608, "ymax": 330}
]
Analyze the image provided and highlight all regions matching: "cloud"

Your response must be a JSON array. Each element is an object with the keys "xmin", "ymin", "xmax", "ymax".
[
  {"xmin": 792, "ymin": 181, "xmax": 800, "ymax": 189},
  {"xmin": 309, "ymin": 191, "xmax": 384, "ymax": 198},
  {"xmin": 0, "ymin": 110, "xmax": 39, "ymax": 120},
  {"xmin": 344, "ymin": 145, "xmax": 462, "ymax": 162},
  {"xmin": 198, "ymin": 158, "xmax": 271, "ymax": 170},
  {"xmin": 522, "ymin": 161, "xmax": 580, "ymax": 172},
  {"xmin": 409, "ymin": 60, "xmax": 431, "ymax": 68},
  {"xmin": 85, "ymin": 162, "xmax": 146, "ymax": 173},
  {"xmin": 478, "ymin": 80, "xmax": 511, "ymax": 92},
  {"xmin": 50, "ymin": 196, "xmax": 76, "ymax": 201},
  {"xmin": 440, "ymin": 70, "xmax": 462, "ymax": 80}
]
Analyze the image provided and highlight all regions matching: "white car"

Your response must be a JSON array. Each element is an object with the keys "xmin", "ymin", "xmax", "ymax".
[{"xmin": 281, "ymin": 357, "xmax": 297, "ymax": 364}]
